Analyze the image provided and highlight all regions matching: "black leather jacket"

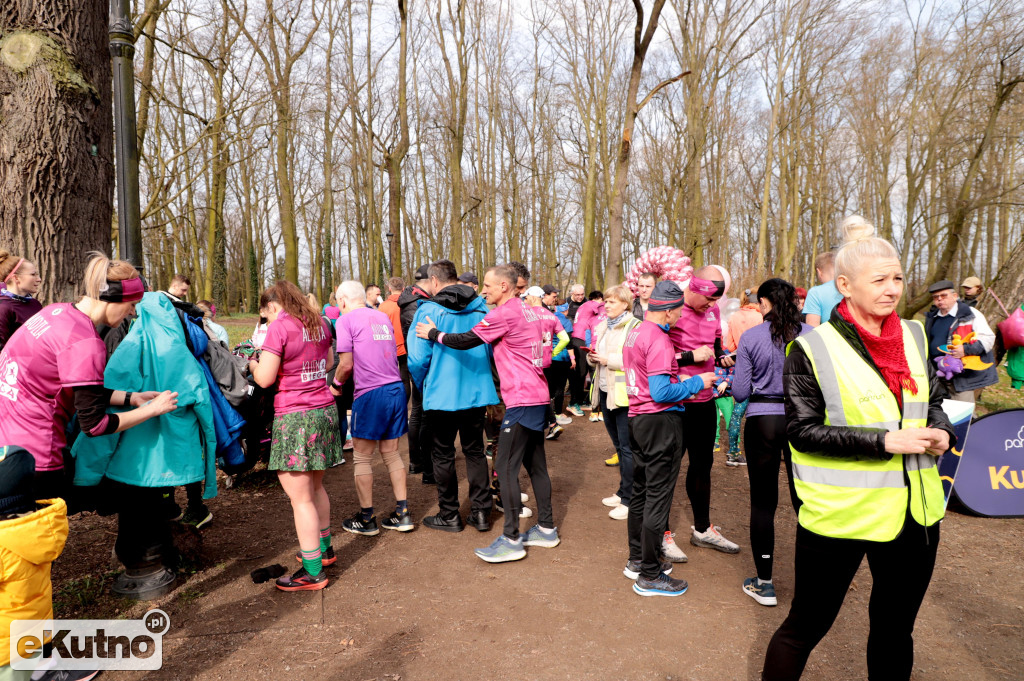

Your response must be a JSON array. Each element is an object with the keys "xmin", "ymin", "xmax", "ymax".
[{"xmin": 784, "ymin": 311, "xmax": 956, "ymax": 462}]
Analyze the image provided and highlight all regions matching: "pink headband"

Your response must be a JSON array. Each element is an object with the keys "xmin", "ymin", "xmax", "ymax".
[
  {"xmin": 3, "ymin": 258, "xmax": 25, "ymax": 284},
  {"xmin": 689, "ymin": 277, "xmax": 725, "ymax": 297}
]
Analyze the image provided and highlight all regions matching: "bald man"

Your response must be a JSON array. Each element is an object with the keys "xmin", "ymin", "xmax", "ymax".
[{"xmin": 669, "ymin": 267, "xmax": 741, "ymax": 556}]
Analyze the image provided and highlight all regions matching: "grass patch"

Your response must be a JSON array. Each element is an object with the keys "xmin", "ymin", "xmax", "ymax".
[
  {"xmin": 53, "ymin": 571, "xmax": 119, "ymax": 617},
  {"xmin": 178, "ymin": 586, "xmax": 204, "ymax": 604},
  {"xmin": 976, "ymin": 366, "xmax": 1022, "ymax": 416}
]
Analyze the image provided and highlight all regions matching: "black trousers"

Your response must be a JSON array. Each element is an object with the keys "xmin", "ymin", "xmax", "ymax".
[
  {"xmin": 112, "ymin": 482, "xmax": 176, "ymax": 570},
  {"xmin": 681, "ymin": 400, "xmax": 716, "ymax": 533},
  {"xmin": 398, "ymin": 354, "xmax": 411, "ymax": 406},
  {"xmin": 426, "ymin": 407, "xmax": 491, "ymax": 516},
  {"xmin": 762, "ymin": 518, "xmax": 940, "ymax": 681},
  {"xmin": 745, "ymin": 414, "xmax": 798, "ymax": 580},
  {"xmin": 567, "ymin": 347, "xmax": 588, "ymax": 405},
  {"xmin": 627, "ymin": 411, "xmax": 685, "ymax": 579},
  {"xmin": 408, "ymin": 384, "xmax": 431, "ymax": 471},
  {"xmin": 544, "ymin": 361, "xmax": 570, "ymax": 415},
  {"xmin": 495, "ymin": 422, "xmax": 553, "ymax": 539}
]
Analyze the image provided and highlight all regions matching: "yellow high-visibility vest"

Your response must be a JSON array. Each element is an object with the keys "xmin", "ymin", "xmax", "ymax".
[
  {"xmin": 592, "ymin": 316, "xmax": 640, "ymax": 408},
  {"xmin": 787, "ymin": 319, "xmax": 945, "ymax": 541}
]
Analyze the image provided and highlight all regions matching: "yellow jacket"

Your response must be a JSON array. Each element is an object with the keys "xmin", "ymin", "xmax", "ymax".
[{"xmin": 0, "ymin": 498, "xmax": 68, "ymax": 666}]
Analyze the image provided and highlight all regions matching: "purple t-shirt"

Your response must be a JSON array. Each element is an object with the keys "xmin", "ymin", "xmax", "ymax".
[
  {"xmin": 670, "ymin": 303, "xmax": 723, "ymax": 403},
  {"xmin": 624, "ymin": 320, "xmax": 683, "ymax": 417},
  {"xmin": 336, "ymin": 306, "xmax": 402, "ymax": 399},
  {"xmin": 471, "ymin": 298, "xmax": 549, "ymax": 408},
  {"xmin": 260, "ymin": 312, "xmax": 335, "ymax": 415},
  {"xmin": 0, "ymin": 304, "xmax": 106, "ymax": 470}
]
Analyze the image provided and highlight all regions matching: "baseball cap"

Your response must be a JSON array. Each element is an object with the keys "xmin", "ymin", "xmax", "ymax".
[
  {"xmin": 522, "ymin": 286, "xmax": 545, "ymax": 298},
  {"xmin": 414, "ymin": 264, "xmax": 430, "ymax": 281},
  {"xmin": 542, "ymin": 284, "xmax": 558, "ymax": 295},
  {"xmin": 458, "ymin": 272, "xmax": 479, "ymax": 285},
  {"xmin": 962, "ymin": 276, "xmax": 982, "ymax": 288}
]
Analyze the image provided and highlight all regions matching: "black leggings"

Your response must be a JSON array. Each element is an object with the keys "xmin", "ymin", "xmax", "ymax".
[
  {"xmin": 744, "ymin": 414, "xmax": 798, "ymax": 580},
  {"xmin": 762, "ymin": 518, "xmax": 940, "ymax": 681},
  {"xmin": 495, "ymin": 423, "xmax": 553, "ymax": 539},
  {"xmin": 681, "ymin": 400, "xmax": 716, "ymax": 532},
  {"xmin": 544, "ymin": 361, "xmax": 570, "ymax": 415}
]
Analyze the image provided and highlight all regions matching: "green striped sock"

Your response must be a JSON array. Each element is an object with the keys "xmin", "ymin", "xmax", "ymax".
[
  {"xmin": 319, "ymin": 527, "xmax": 331, "ymax": 553},
  {"xmin": 299, "ymin": 547, "xmax": 322, "ymax": 577}
]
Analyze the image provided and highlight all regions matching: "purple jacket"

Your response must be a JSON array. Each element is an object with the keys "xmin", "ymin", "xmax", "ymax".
[
  {"xmin": 732, "ymin": 321, "xmax": 812, "ymax": 417},
  {"xmin": 0, "ymin": 293, "xmax": 43, "ymax": 353}
]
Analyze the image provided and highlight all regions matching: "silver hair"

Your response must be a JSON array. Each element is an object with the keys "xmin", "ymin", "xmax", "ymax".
[
  {"xmin": 570, "ymin": 284, "xmax": 585, "ymax": 294},
  {"xmin": 336, "ymin": 280, "xmax": 367, "ymax": 304}
]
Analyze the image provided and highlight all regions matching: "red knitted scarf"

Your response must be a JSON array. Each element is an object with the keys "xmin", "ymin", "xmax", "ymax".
[{"xmin": 836, "ymin": 299, "xmax": 918, "ymax": 404}]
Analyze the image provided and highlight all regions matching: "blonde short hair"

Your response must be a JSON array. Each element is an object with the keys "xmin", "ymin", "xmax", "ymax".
[
  {"xmin": 603, "ymin": 284, "xmax": 634, "ymax": 306},
  {"xmin": 834, "ymin": 216, "xmax": 900, "ymax": 280}
]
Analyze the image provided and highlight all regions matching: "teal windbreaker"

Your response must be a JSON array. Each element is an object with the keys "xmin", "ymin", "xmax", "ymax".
[{"xmin": 72, "ymin": 293, "xmax": 217, "ymax": 498}]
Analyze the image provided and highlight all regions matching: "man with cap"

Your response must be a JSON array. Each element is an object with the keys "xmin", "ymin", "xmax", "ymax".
[
  {"xmin": 398, "ymin": 265, "xmax": 435, "ymax": 481},
  {"xmin": 623, "ymin": 282, "xmax": 716, "ymax": 596},
  {"xmin": 925, "ymin": 279, "xmax": 997, "ymax": 403},
  {"xmin": 416, "ymin": 264, "xmax": 560, "ymax": 563},
  {"xmin": 671, "ymin": 266, "xmax": 742, "ymax": 555},
  {"xmin": 961, "ymin": 276, "xmax": 982, "ymax": 307},
  {"xmin": 458, "ymin": 271, "xmax": 480, "ymax": 292}
]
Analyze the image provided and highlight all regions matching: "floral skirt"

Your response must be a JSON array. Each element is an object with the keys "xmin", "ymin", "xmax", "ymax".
[{"xmin": 268, "ymin": 404, "xmax": 343, "ymax": 472}]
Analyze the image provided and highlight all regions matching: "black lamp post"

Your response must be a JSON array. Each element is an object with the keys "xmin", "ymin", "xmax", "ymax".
[{"xmin": 110, "ymin": 0, "xmax": 143, "ymax": 271}]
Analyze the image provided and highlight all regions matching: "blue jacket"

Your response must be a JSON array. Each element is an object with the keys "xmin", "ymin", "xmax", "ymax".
[
  {"xmin": 72, "ymin": 293, "xmax": 218, "ymax": 498},
  {"xmin": 407, "ymin": 284, "xmax": 498, "ymax": 411},
  {"xmin": 184, "ymin": 316, "xmax": 246, "ymax": 469},
  {"xmin": 550, "ymin": 306, "xmax": 573, "ymax": 362}
]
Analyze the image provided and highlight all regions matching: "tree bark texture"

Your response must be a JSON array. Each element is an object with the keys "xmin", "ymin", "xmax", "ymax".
[{"xmin": 0, "ymin": 0, "xmax": 112, "ymax": 303}]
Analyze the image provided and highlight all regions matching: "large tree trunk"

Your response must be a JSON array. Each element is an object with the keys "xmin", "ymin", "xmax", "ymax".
[{"xmin": 0, "ymin": 0, "xmax": 112, "ymax": 303}]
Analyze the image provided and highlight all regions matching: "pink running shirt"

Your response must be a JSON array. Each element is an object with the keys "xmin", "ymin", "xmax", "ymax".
[
  {"xmin": 0, "ymin": 304, "xmax": 107, "ymax": 471},
  {"xmin": 471, "ymin": 298, "xmax": 549, "ymax": 408},
  {"xmin": 336, "ymin": 306, "xmax": 403, "ymax": 399},
  {"xmin": 623, "ymin": 320, "xmax": 682, "ymax": 416},
  {"xmin": 670, "ymin": 303, "xmax": 722, "ymax": 403},
  {"xmin": 571, "ymin": 299, "xmax": 607, "ymax": 343},
  {"xmin": 260, "ymin": 312, "xmax": 335, "ymax": 415}
]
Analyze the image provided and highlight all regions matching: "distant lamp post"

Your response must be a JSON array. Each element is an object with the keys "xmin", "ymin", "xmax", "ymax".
[{"xmin": 386, "ymin": 232, "xmax": 395, "ymax": 276}]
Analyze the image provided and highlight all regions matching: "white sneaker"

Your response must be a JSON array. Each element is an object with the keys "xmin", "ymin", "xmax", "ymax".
[
  {"xmin": 609, "ymin": 504, "xmax": 628, "ymax": 520},
  {"xmin": 690, "ymin": 525, "xmax": 740, "ymax": 554},
  {"xmin": 602, "ymin": 494, "xmax": 621, "ymax": 508},
  {"xmin": 661, "ymin": 531, "xmax": 688, "ymax": 563},
  {"xmin": 588, "ymin": 412, "xmax": 601, "ymax": 422},
  {"xmin": 555, "ymin": 414, "xmax": 573, "ymax": 426},
  {"xmin": 521, "ymin": 492, "xmax": 529, "ymax": 504},
  {"xmin": 519, "ymin": 507, "xmax": 533, "ymax": 518}
]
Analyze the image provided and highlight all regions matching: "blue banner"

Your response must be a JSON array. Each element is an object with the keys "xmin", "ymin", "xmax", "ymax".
[
  {"xmin": 949, "ymin": 407, "xmax": 1024, "ymax": 517},
  {"xmin": 936, "ymin": 400, "xmax": 974, "ymax": 507}
]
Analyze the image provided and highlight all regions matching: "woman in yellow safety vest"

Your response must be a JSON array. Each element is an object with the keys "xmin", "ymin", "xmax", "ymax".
[
  {"xmin": 761, "ymin": 216, "xmax": 955, "ymax": 681},
  {"xmin": 588, "ymin": 284, "xmax": 641, "ymax": 521}
]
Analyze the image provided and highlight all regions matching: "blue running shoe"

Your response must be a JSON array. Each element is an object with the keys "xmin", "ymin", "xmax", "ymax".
[
  {"xmin": 521, "ymin": 525, "xmax": 560, "ymax": 548},
  {"xmin": 633, "ymin": 572, "xmax": 688, "ymax": 597},
  {"xmin": 743, "ymin": 576, "xmax": 778, "ymax": 606},
  {"xmin": 475, "ymin": 534, "xmax": 526, "ymax": 563}
]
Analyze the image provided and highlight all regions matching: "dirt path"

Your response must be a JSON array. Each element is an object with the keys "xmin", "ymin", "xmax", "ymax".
[{"xmin": 53, "ymin": 415, "xmax": 1024, "ymax": 680}]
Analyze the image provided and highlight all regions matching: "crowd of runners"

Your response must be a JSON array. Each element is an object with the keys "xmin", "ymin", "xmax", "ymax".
[{"xmin": 1, "ymin": 213, "xmax": 1018, "ymax": 679}]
